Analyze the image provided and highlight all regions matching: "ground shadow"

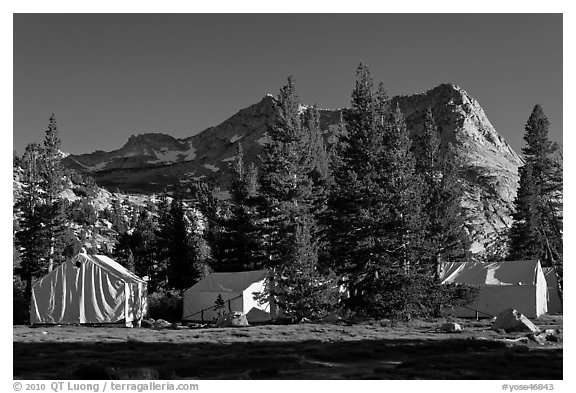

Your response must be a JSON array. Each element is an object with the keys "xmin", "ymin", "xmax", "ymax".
[{"xmin": 14, "ymin": 337, "xmax": 562, "ymax": 380}]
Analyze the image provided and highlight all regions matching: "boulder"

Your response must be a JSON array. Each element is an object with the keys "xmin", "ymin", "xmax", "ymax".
[
  {"xmin": 440, "ymin": 322, "xmax": 462, "ymax": 333},
  {"xmin": 140, "ymin": 319, "xmax": 154, "ymax": 328},
  {"xmin": 153, "ymin": 319, "xmax": 172, "ymax": 329},
  {"xmin": 526, "ymin": 333, "xmax": 547, "ymax": 345},
  {"xmin": 492, "ymin": 309, "xmax": 540, "ymax": 333},
  {"xmin": 216, "ymin": 311, "xmax": 249, "ymax": 328}
]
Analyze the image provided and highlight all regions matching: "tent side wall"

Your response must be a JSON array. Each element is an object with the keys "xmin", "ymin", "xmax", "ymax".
[
  {"xmin": 31, "ymin": 256, "xmax": 146, "ymax": 325},
  {"xmin": 444, "ymin": 285, "xmax": 539, "ymax": 318},
  {"xmin": 183, "ymin": 291, "xmax": 243, "ymax": 322}
]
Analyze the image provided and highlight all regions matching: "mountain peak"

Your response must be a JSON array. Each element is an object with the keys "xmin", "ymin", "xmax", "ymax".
[{"xmin": 64, "ymin": 84, "xmax": 524, "ymax": 255}]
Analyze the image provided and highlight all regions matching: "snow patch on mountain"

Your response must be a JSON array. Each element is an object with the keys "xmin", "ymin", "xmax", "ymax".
[
  {"xmin": 91, "ymin": 162, "xmax": 108, "ymax": 171},
  {"xmin": 203, "ymin": 164, "xmax": 220, "ymax": 172},
  {"xmin": 230, "ymin": 134, "xmax": 243, "ymax": 143}
]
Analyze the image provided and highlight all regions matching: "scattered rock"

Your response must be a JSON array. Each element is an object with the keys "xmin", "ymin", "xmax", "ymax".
[
  {"xmin": 501, "ymin": 336, "xmax": 529, "ymax": 345},
  {"xmin": 321, "ymin": 313, "xmax": 340, "ymax": 324},
  {"xmin": 492, "ymin": 309, "xmax": 540, "ymax": 333},
  {"xmin": 140, "ymin": 319, "xmax": 154, "ymax": 328},
  {"xmin": 440, "ymin": 322, "xmax": 462, "ymax": 333},
  {"xmin": 153, "ymin": 319, "xmax": 172, "ymax": 329},
  {"xmin": 216, "ymin": 311, "xmax": 249, "ymax": 328},
  {"xmin": 186, "ymin": 322, "xmax": 207, "ymax": 329},
  {"xmin": 526, "ymin": 333, "xmax": 547, "ymax": 345}
]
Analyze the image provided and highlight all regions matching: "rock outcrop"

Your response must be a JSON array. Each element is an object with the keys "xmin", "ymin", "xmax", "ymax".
[{"xmin": 393, "ymin": 84, "xmax": 523, "ymax": 254}]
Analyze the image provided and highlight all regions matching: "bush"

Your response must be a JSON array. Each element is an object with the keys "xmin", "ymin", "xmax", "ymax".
[
  {"xmin": 349, "ymin": 268, "xmax": 479, "ymax": 320},
  {"xmin": 146, "ymin": 290, "xmax": 183, "ymax": 322}
]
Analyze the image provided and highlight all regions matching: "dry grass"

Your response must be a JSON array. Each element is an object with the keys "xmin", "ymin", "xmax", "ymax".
[{"xmin": 13, "ymin": 316, "xmax": 562, "ymax": 380}]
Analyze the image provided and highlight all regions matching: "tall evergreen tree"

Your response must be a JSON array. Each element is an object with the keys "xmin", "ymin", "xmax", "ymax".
[
  {"xmin": 40, "ymin": 114, "xmax": 67, "ymax": 271},
  {"xmin": 14, "ymin": 143, "xmax": 48, "ymax": 298},
  {"xmin": 415, "ymin": 109, "xmax": 471, "ymax": 268},
  {"xmin": 508, "ymin": 105, "xmax": 562, "ymax": 290},
  {"xmin": 328, "ymin": 64, "xmax": 426, "ymax": 315},
  {"xmin": 217, "ymin": 143, "xmax": 266, "ymax": 271},
  {"xmin": 165, "ymin": 195, "xmax": 211, "ymax": 291},
  {"xmin": 258, "ymin": 77, "xmax": 337, "ymax": 319}
]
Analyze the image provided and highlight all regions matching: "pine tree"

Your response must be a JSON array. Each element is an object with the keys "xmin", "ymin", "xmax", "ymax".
[
  {"xmin": 415, "ymin": 109, "xmax": 471, "ymax": 268},
  {"xmin": 508, "ymin": 105, "xmax": 562, "ymax": 291},
  {"xmin": 217, "ymin": 143, "xmax": 266, "ymax": 271},
  {"xmin": 259, "ymin": 76, "xmax": 315, "ymax": 266},
  {"xmin": 15, "ymin": 143, "xmax": 60, "ymax": 296},
  {"xmin": 258, "ymin": 77, "xmax": 337, "ymax": 319},
  {"xmin": 328, "ymin": 64, "xmax": 426, "ymax": 316},
  {"xmin": 40, "ymin": 114, "xmax": 68, "ymax": 271},
  {"xmin": 165, "ymin": 195, "xmax": 211, "ymax": 290}
]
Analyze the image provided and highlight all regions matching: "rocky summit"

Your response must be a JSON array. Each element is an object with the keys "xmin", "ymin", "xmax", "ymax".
[{"xmin": 63, "ymin": 84, "xmax": 523, "ymax": 255}]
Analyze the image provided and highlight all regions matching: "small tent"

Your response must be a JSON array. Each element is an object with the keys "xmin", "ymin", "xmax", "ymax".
[
  {"xmin": 30, "ymin": 253, "xmax": 147, "ymax": 326},
  {"xmin": 439, "ymin": 260, "xmax": 548, "ymax": 318},
  {"xmin": 182, "ymin": 270, "xmax": 277, "ymax": 323},
  {"xmin": 542, "ymin": 267, "xmax": 563, "ymax": 314}
]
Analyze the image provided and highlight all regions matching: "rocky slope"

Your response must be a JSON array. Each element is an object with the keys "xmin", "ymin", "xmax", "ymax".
[
  {"xmin": 64, "ymin": 84, "xmax": 523, "ymax": 255},
  {"xmin": 392, "ymin": 84, "xmax": 523, "ymax": 253}
]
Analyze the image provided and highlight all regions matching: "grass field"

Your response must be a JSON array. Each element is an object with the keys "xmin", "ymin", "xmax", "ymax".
[{"xmin": 13, "ymin": 316, "xmax": 562, "ymax": 380}]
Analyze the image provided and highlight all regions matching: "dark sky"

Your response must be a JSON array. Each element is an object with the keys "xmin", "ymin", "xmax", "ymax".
[{"xmin": 13, "ymin": 14, "xmax": 562, "ymax": 156}]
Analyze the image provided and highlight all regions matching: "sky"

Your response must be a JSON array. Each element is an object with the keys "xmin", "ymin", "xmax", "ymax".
[{"xmin": 13, "ymin": 13, "xmax": 562, "ymax": 156}]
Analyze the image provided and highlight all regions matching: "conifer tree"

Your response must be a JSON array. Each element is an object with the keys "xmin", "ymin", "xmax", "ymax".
[
  {"xmin": 14, "ymin": 143, "xmax": 48, "ymax": 298},
  {"xmin": 415, "ymin": 108, "xmax": 471, "ymax": 267},
  {"xmin": 218, "ymin": 143, "xmax": 266, "ymax": 271},
  {"xmin": 258, "ymin": 77, "xmax": 337, "ymax": 319},
  {"xmin": 165, "ymin": 195, "xmax": 211, "ymax": 290},
  {"xmin": 40, "ymin": 114, "xmax": 67, "ymax": 271},
  {"xmin": 508, "ymin": 105, "xmax": 562, "ymax": 290},
  {"xmin": 328, "ymin": 64, "xmax": 426, "ymax": 315}
]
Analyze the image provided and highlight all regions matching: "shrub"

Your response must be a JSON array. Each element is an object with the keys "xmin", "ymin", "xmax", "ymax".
[
  {"xmin": 349, "ymin": 268, "xmax": 479, "ymax": 320},
  {"xmin": 146, "ymin": 289, "xmax": 183, "ymax": 322}
]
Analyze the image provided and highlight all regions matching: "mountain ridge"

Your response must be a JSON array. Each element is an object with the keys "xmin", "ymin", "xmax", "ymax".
[{"xmin": 63, "ymin": 83, "xmax": 523, "ymax": 255}]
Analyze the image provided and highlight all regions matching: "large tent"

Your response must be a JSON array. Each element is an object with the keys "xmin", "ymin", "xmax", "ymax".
[
  {"xmin": 31, "ymin": 253, "xmax": 147, "ymax": 326},
  {"xmin": 542, "ymin": 267, "xmax": 563, "ymax": 314},
  {"xmin": 182, "ymin": 270, "xmax": 277, "ymax": 323},
  {"xmin": 439, "ymin": 260, "xmax": 548, "ymax": 318}
]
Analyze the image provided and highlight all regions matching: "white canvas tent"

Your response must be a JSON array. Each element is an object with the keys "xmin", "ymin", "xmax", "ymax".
[
  {"xmin": 31, "ymin": 253, "xmax": 147, "ymax": 326},
  {"xmin": 542, "ymin": 267, "xmax": 562, "ymax": 314},
  {"xmin": 183, "ymin": 270, "xmax": 277, "ymax": 323},
  {"xmin": 439, "ymin": 260, "xmax": 548, "ymax": 318}
]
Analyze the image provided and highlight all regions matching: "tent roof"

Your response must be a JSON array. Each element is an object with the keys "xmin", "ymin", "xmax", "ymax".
[
  {"xmin": 440, "ymin": 260, "xmax": 541, "ymax": 286},
  {"xmin": 185, "ymin": 270, "xmax": 268, "ymax": 293},
  {"xmin": 73, "ymin": 253, "xmax": 146, "ymax": 284}
]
